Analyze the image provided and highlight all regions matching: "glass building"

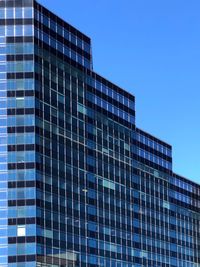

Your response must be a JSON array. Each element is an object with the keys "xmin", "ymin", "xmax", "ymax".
[{"xmin": 0, "ymin": 0, "xmax": 199, "ymax": 266}]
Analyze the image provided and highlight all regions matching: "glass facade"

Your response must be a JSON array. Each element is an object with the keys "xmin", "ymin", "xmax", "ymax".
[{"xmin": 0, "ymin": 0, "xmax": 199, "ymax": 266}]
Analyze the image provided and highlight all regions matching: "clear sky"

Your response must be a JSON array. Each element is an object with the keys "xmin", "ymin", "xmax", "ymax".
[{"xmin": 38, "ymin": 0, "xmax": 200, "ymax": 185}]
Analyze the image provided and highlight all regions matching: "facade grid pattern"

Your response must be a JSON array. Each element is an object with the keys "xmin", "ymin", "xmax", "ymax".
[{"xmin": 0, "ymin": 0, "xmax": 199, "ymax": 266}]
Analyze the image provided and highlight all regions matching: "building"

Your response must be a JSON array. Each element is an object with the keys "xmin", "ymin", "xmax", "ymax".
[{"xmin": 0, "ymin": 0, "xmax": 199, "ymax": 266}]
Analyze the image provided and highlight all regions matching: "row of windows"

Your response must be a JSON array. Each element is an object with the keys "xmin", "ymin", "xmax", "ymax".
[
  {"xmin": 7, "ymin": 97, "xmax": 35, "ymax": 109},
  {"xmin": 8, "ymin": 133, "xmax": 35, "ymax": 145},
  {"xmin": 0, "ymin": 7, "xmax": 33, "ymax": 19},
  {"xmin": 8, "ymin": 261, "xmax": 35, "ymax": 267},
  {"xmin": 88, "ymin": 77, "xmax": 135, "ymax": 111},
  {"xmin": 7, "ymin": 60, "xmax": 34, "ymax": 73},
  {"xmin": 136, "ymin": 148, "xmax": 172, "ymax": 170},
  {"xmin": 35, "ymin": 11, "xmax": 91, "ymax": 54},
  {"xmin": 8, "ymin": 205, "xmax": 36, "ymax": 219},
  {"xmin": 81, "ymin": 103, "xmax": 134, "ymax": 127},
  {"xmin": 35, "ymin": 250, "xmax": 199, "ymax": 267},
  {"xmin": 85, "ymin": 93, "xmax": 134, "ymax": 124},
  {"xmin": 6, "ymin": 43, "xmax": 34, "ymax": 55},
  {"xmin": 8, "ymin": 242, "xmax": 35, "ymax": 256},
  {"xmin": 7, "ymin": 115, "xmax": 35, "ymax": 127},
  {"xmin": 35, "ymin": 28, "xmax": 90, "ymax": 69},
  {"xmin": 8, "ymin": 151, "xmax": 35, "ymax": 164},
  {"xmin": 137, "ymin": 147, "xmax": 172, "ymax": 169},
  {"xmin": 136, "ymin": 132, "xmax": 172, "ymax": 157},
  {"xmin": 0, "ymin": 25, "xmax": 33, "ymax": 37},
  {"xmin": 7, "ymin": 78, "xmax": 34, "ymax": 91},
  {"xmin": 170, "ymin": 176, "xmax": 200, "ymax": 195},
  {"xmin": 8, "ymin": 169, "xmax": 35, "ymax": 182},
  {"xmin": 169, "ymin": 190, "xmax": 200, "ymax": 208},
  {"xmin": 8, "ymin": 224, "xmax": 35, "ymax": 238}
]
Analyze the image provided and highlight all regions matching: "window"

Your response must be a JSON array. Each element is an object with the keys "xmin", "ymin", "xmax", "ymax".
[{"xmin": 17, "ymin": 226, "xmax": 26, "ymax": 237}]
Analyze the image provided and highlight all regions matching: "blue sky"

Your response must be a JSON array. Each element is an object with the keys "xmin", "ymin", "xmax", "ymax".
[{"xmin": 38, "ymin": 0, "xmax": 200, "ymax": 184}]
